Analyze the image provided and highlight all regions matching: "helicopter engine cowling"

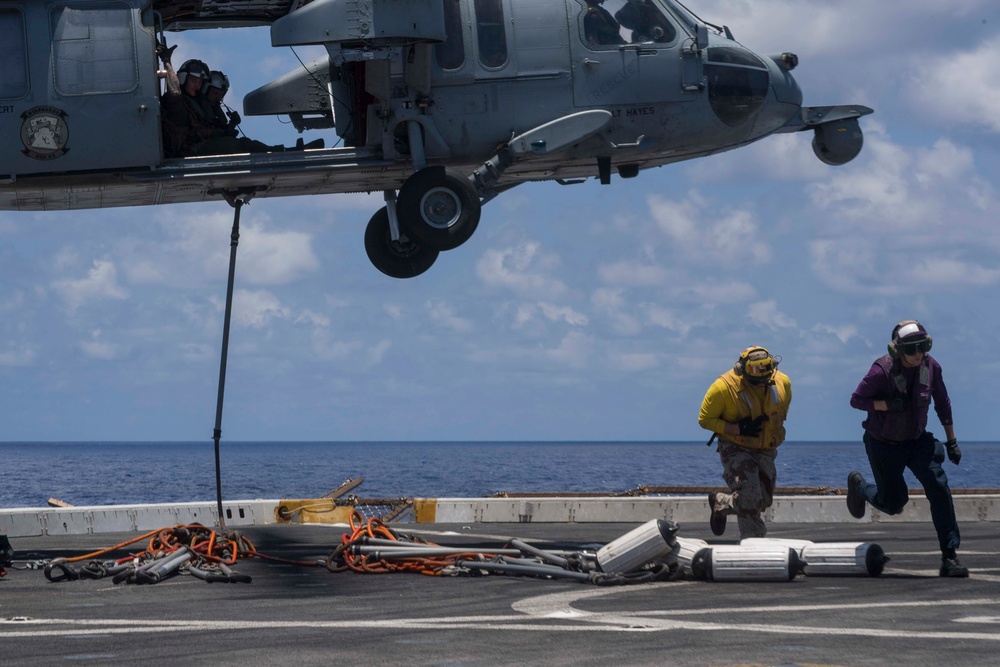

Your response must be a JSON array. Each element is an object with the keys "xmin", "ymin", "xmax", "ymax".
[{"xmin": 812, "ymin": 118, "xmax": 864, "ymax": 166}]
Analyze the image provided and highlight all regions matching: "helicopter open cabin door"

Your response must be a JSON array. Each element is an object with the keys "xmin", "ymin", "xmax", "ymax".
[
  {"xmin": 0, "ymin": 1, "xmax": 161, "ymax": 182},
  {"xmin": 569, "ymin": 0, "xmax": 693, "ymax": 107}
]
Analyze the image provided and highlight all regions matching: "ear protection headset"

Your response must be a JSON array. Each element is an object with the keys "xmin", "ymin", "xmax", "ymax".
[
  {"xmin": 887, "ymin": 320, "xmax": 933, "ymax": 358},
  {"xmin": 734, "ymin": 346, "xmax": 779, "ymax": 384}
]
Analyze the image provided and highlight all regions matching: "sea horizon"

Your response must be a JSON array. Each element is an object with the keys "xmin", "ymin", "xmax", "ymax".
[{"xmin": 2, "ymin": 440, "xmax": 997, "ymax": 509}]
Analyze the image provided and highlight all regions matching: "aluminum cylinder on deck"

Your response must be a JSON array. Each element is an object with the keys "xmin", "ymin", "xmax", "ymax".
[
  {"xmin": 690, "ymin": 545, "xmax": 804, "ymax": 582},
  {"xmin": 673, "ymin": 536, "xmax": 708, "ymax": 575},
  {"xmin": 596, "ymin": 519, "xmax": 678, "ymax": 574},
  {"xmin": 740, "ymin": 538, "xmax": 887, "ymax": 577},
  {"xmin": 801, "ymin": 542, "xmax": 887, "ymax": 577},
  {"xmin": 740, "ymin": 537, "xmax": 813, "ymax": 554}
]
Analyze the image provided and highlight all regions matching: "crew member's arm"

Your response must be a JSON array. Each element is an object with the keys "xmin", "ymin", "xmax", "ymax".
[
  {"xmin": 850, "ymin": 363, "xmax": 891, "ymax": 412},
  {"xmin": 930, "ymin": 358, "xmax": 955, "ymax": 441},
  {"xmin": 698, "ymin": 379, "xmax": 741, "ymax": 436},
  {"xmin": 155, "ymin": 44, "xmax": 179, "ymax": 96}
]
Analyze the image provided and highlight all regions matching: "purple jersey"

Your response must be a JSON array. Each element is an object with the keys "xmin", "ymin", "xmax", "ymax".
[{"xmin": 850, "ymin": 354, "xmax": 953, "ymax": 442}]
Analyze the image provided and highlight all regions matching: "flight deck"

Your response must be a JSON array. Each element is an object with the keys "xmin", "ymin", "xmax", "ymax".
[{"xmin": 1, "ymin": 518, "xmax": 996, "ymax": 666}]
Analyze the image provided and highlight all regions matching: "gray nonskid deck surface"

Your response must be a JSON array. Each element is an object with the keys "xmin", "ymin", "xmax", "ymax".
[{"xmin": 2, "ymin": 521, "xmax": 997, "ymax": 666}]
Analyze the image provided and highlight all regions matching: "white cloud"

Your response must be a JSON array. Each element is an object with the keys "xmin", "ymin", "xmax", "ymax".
[
  {"xmin": 543, "ymin": 331, "xmax": 594, "ymax": 369},
  {"xmin": 592, "ymin": 288, "xmax": 641, "ymax": 335},
  {"xmin": 0, "ymin": 289, "xmax": 26, "ymax": 313},
  {"xmin": 295, "ymin": 310, "xmax": 330, "ymax": 327},
  {"xmin": 644, "ymin": 305, "xmax": 700, "ymax": 337},
  {"xmin": 598, "ymin": 261, "xmax": 668, "ymax": 286},
  {"xmin": 426, "ymin": 299, "xmax": 474, "ymax": 333},
  {"xmin": 647, "ymin": 192, "xmax": 771, "ymax": 265},
  {"xmin": 80, "ymin": 341, "xmax": 119, "ymax": 360},
  {"xmin": 240, "ymin": 224, "xmax": 321, "ymax": 284},
  {"xmin": 746, "ymin": 300, "xmax": 797, "ymax": 330},
  {"xmin": 227, "ymin": 289, "xmax": 291, "ymax": 328},
  {"xmin": 538, "ymin": 302, "xmax": 588, "ymax": 327},
  {"xmin": 178, "ymin": 342, "xmax": 214, "ymax": 362},
  {"xmin": 671, "ymin": 280, "xmax": 757, "ymax": 305},
  {"xmin": 812, "ymin": 322, "xmax": 860, "ymax": 344},
  {"xmin": 907, "ymin": 36, "xmax": 1000, "ymax": 134},
  {"xmin": 368, "ymin": 339, "xmax": 391, "ymax": 365},
  {"xmin": 124, "ymin": 214, "xmax": 320, "ymax": 287},
  {"xmin": 811, "ymin": 131, "xmax": 994, "ymax": 235},
  {"xmin": 509, "ymin": 301, "xmax": 589, "ymax": 330},
  {"xmin": 52, "ymin": 260, "xmax": 129, "ymax": 313},
  {"xmin": 0, "ymin": 345, "xmax": 35, "ymax": 367},
  {"xmin": 608, "ymin": 350, "xmax": 661, "ymax": 372},
  {"xmin": 476, "ymin": 242, "xmax": 568, "ymax": 298}
]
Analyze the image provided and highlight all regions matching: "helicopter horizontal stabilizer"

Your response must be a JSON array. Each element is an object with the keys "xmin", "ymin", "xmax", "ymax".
[
  {"xmin": 777, "ymin": 105, "xmax": 875, "ymax": 133},
  {"xmin": 508, "ymin": 111, "xmax": 613, "ymax": 157}
]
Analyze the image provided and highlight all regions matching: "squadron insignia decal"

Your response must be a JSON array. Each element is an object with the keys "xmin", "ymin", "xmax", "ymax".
[{"xmin": 21, "ymin": 107, "xmax": 70, "ymax": 160}]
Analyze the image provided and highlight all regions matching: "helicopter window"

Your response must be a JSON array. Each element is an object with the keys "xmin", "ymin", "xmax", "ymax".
[
  {"xmin": 50, "ymin": 3, "xmax": 138, "ymax": 96},
  {"xmin": 705, "ymin": 47, "xmax": 769, "ymax": 127},
  {"xmin": 580, "ymin": 0, "xmax": 676, "ymax": 48},
  {"xmin": 436, "ymin": 0, "xmax": 465, "ymax": 70},
  {"xmin": 0, "ymin": 9, "xmax": 28, "ymax": 99},
  {"xmin": 474, "ymin": 0, "xmax": 508, "ymax": 68}
]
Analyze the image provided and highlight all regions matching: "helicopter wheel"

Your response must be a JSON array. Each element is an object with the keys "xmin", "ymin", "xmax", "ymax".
[
  {"xmin": 396, "ymin": 166, "xmax": 481, "ymax": 251},
  {"xmin": 364, "ymin": 207, "xmax": 439, "ymax": 279}
]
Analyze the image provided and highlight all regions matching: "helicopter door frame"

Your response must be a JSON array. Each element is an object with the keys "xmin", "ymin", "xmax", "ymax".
[
  {"xmin": 568, "ymin": 0, "xmax": 693, "ymax": 107},
  {"xmin": 1, "ymin": 0, "xmax": 161, "ymax": 179}
]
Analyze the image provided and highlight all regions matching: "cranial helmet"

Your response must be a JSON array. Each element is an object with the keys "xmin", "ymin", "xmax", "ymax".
[
  {"xmin": 888, "ymin": 320, "xmax": 932, "ymax": 358},
  {"xmin": 207, "ymin": 70, "xmax": 230, "ymax": 94},
  {"xmin": 177, "ymin": 59, "xmax": 210, "ymax": 86},
  {"xmin": 734, "ymin": 346, "xmax": 778, "ymax": 385}
]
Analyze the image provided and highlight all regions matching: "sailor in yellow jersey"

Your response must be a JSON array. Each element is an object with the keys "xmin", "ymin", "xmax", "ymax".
[{"xmin": 698, "ymin": 346, "xmax": 792, "ymax": 538}]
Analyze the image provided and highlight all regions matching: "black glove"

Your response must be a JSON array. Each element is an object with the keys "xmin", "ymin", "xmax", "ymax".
[
  {"xmin": 885, "ymin": 397, "xmax": 906, "ymax": 411},
  {"xmin": 945, "ymin": 439, "xmax": 961, "ymax": 465},
  {"xmin": 227, "ymin": 110, "xmax": 241, "ymax": 127},
  {"xmin": 156, "ymin": 43, "xmax": 177, "ymax": 65},
  {"xmin": 738, "ymin": 415, "xmax": 768, "ymax": 437}
]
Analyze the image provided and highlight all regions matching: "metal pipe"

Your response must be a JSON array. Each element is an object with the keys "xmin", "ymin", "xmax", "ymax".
[
  {"xmin": 456, "ymin": 560, "xmax": 591, "ymax": 582},
  {"xmin": 510, "ymin": 539, "xmax": 569, "ymax": 568}
]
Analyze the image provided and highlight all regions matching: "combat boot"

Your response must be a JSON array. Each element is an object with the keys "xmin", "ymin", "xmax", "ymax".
[
  {"xmin": 708, "ymin": 492, "xmax": 727, "ymax": 536},
  {"xmin": 940, "ymin": 555, "xmax": 969, "ymax": 578},
  {"xmin": 846, "ymin": 471, "xmax": 867, "ymax": 519}
]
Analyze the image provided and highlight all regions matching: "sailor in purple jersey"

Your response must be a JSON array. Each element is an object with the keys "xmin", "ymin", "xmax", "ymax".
[{"xmin": 847, "ymin": 320, "xmax": 968, "ymax": 577}]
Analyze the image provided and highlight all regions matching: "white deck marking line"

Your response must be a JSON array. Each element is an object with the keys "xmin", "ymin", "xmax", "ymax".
[{"xmin": 7, "ymin": 592, "xmax": 1000, "ymax": 640}]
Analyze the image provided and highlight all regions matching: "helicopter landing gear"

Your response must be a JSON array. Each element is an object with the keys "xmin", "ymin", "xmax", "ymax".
[
  {"xmin": 395, "ymin": 166, "xmax": 481, "ymax": 251},
  {"xmin": 364, "ymin": 207, "xmax": 439, "ymax": 279}
]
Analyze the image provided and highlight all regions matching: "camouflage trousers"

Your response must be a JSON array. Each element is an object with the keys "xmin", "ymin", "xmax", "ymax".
[{"xmin": 715, "ymin": 440, "xmax": 778, "ymax": 539}]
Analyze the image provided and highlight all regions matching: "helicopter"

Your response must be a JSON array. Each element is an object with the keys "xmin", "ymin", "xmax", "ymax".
[{"xmin": 0, "ymin": 0, "xmax": 872, "ymax": 279}]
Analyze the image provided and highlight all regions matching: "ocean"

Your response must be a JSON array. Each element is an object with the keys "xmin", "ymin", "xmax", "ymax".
[{"xmin": 1, "ymin": 441, "xmax": 998, "ymax": 509}]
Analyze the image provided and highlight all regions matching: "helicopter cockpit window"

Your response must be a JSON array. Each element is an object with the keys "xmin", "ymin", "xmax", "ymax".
[
  {"xmin": 580, "ymin": 0, "xmax": 676, "ymax": 48},
  {"xmin": 474, "ymin": 0, "xmax": 508, "ymax": 68},
  {"xmin": 0, "ymin": 9, "xmax": 29, "ymax": 99},
  {"xmin": 436, "ymin": 0, "xmax": 465, "ymax": 70},
  {"xmin": 705, "ymin": 47, "xmax": 769, "ymax": 127},
  {"xmin": 50, "ymin": 3, "xmax": 138, "ymax": 96}
]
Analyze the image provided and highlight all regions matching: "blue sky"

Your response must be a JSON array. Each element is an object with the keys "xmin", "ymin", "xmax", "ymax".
[{"xmin": 2, "ymin": 0, "xmax": 999, "ymax": 442}]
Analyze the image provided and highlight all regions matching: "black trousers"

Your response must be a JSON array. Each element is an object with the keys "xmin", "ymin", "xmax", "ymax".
[{"xmin": 861, "ymin": 431, "xmax": 960, "ymax": 555}]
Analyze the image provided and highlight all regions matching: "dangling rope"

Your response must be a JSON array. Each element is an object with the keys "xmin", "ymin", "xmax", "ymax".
[{"xmin": 209, "ymin": 188, "xmax": 257, "ymax": 530}]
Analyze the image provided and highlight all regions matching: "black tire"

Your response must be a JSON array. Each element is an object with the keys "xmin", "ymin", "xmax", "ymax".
[
  {"xmin": 364, "ymin": 207, "xmax": 439, "ymax": 279},
  {"xmin": 396, "ymin": 166, "xmax": 481, "ymax": 251}
]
